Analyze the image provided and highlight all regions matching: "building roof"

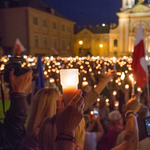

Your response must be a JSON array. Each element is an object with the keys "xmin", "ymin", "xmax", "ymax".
[
  {"xmin": 74, "ymin": 25, "xmax": 110, "ymax": 34},
  {"xmin": 0, "ymin": 0, "xmax": 68, "ymax": 19}
]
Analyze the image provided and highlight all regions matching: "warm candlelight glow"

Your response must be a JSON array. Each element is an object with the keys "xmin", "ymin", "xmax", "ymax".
[
  {"xmin": 121, "ymin": 72, "xmax": 125, "ymax": 80},
  {"xmin": 82, "ymin": 81, "xmax": 88, "ymax": 87},
  {"xmin": 83, "ymin": 77, "xmax": 86, "ymax": 81},
  {"xmin": 90, "ymin": 111, "xmax": 94, "ymax": 116},
  {"xmin": 49, "ymin": 78, "xmax": 55, "ymax": 83},
  {"xmin": 113, "ymin": 91, "xmax": 117, "ymax": 96},
  {"xmin": 129, "ymin": 74, "xmax": 134, "ymax": 82},
  {"xmin": 60, "ymin": 69, "xmax": 79, "ymax": 105},
  {"xmin": 106, "ymin": 99, "xmax": 109, "ymax": 106},
  {"xmin": 97, "ymin": 98, "xmax": 100, "ymax": 102},
  {"xmin": 137, "ymin": 87, "xmax": 141, "ymax": 92},
  {"xmin": 125, "ymin": 84, "xmax": 129, "ymax": 89}
]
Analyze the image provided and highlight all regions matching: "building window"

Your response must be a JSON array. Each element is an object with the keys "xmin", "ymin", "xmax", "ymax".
[
  {"xmin": 68, "ymin": 26, "xmax": 71, "ymax": 33},
  {"xmin": 114, "ymin": 39, "xmax": 118, "ymax": 47},
  {"xmin": 43, "ymin": 20, "xmax": 47, "ymax": 27},
  {"xmin": 62, "ymin": 25, "xmax": 65, "ymax": 31},
  {"xmin": 53, "ymin": 22, "xmax": 57, "ymax": 30},
  {"xmin": 53, "ymin": 38, "xmax": 58, "ymax": 49},
  {"xmin": 43, "ymin": 37, "xmax": 48, "ymax": 48},
  {"xmin": 34, "ymin": 36, "xmax": 39, "ymax": 47},
  {"xmin": 62, "ymin": 40, "xmax": 65, "ymax": 50},
  {"xmin": 33, "ymin": 17, "xmax": 38, "ymax": 25}
]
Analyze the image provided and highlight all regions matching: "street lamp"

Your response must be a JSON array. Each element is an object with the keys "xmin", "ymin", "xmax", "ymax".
[
  {"xmin": 99, "ymin": 44, "xmax": 103, "ymax": 48},
  {"xmin": 79, "ymin": 40, "xmax": 83, "ymax": 45}
]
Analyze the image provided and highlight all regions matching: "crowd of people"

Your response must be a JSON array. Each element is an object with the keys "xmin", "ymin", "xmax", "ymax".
[{"xmin": 0, "ymin": 55, "xmax": 150, "ymax": 150}]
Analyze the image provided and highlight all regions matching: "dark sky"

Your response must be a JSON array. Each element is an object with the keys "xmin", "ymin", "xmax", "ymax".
[{"xmin": 41, "ymin": 0, "xmax": 145, "ymax": 26}]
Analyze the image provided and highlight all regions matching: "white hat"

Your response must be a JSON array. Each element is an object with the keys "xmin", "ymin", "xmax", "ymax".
[{"xmin": 109, "ymin": 111, "xmax": 122, "ymax": 121}]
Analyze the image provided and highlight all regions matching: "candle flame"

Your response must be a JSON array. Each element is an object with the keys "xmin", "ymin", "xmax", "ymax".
[
  {"xmin": 125, "ymin": 84, "xmax": 129, "ymax": 89},
  {"xmin": 129, "ymin": 74, "xmax": 134, "ymax": 82}
]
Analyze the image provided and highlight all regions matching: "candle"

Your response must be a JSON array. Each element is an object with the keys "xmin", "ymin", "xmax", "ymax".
[
  {"xmin": 82, "ymin": 81, "xmax": 88, "ymax": 87},
  {"xmin": 113, "ymin": 91, "xmax": 117, "ymax": 96},
  {"xmin": 106, "ymin": 99, "xmax": 109, "ymax": 106},
  {"xmin": 125, "ymin": 84, "xmax": 129, "ymax": 89},
  {"xmin": 129, "ymin": 74, "xmax": 135, "ymax": 96},
  {"xmin": 49, "ymin": 78, "xmax": 54, "ymax": 83},
  {"xmin": 90, "ymin": 111, "xmax": 94, "ymax": 116},
  {"xmin": 60, "ymin": 69, "xmax": 79, "ymax": 105},
  {"xmin": 113, "ymin": 57, "xmax": 116, "ymax": 73},
  {"xmin": 137, "ymin": 87, "xmax": 141, "ymax": 92},
  {"xmin": 114, "ymin": 101, "xmax": 119, "ymax": 110}
]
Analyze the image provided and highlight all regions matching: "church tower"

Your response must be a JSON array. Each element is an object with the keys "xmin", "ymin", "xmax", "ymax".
[{"xmin": 122, "ymin": 0, "xmax": 135, "ymax": 9}]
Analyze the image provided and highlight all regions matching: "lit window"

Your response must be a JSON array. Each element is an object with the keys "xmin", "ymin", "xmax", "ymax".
[
  {"xmin": 43, "ymin": 20, "xmax": 47, "ymax": 27},
  {"xmin": 114, "ymin": 39, "xmax": 118, "ymax": 47},
  {"xmin": 43, "ymin": 37, "xmax": 48, "ymax": 48},
  {"xmin": 34, "ymin": 36, "xmax": 39, "ymax": 47},
  {"xmin": 33, "ymin": 17, "xmax": 38, "ymax": 25}
]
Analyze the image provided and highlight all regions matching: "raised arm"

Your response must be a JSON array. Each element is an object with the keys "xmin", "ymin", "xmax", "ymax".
[
  {"xmin": 84, "ymin": 70, "xmax": 115, "ymax": 112},
  {"xmin": 112, "ymin": 96, "xmax": 140, "ymax": 150},
  {"xmin": 56, "ymin": 90, "xmax": 84, "ymax": 150},
  {"xmin": 0, "ymin": 69, "xmax": 32, "ymax": 149}
]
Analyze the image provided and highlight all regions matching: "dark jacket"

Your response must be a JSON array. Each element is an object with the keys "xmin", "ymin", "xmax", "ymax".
[{"xmin": 0, "ymin": 92, "xmax": 27, "ymax": 150}]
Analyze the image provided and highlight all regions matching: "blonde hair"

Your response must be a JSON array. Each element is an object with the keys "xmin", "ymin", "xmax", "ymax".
[
  {"xmin": 39, "ymin": 116, "xmax": 85, "ymax": 150},
  {"xmin": 26, "ymin": 88, "xmax": 61, "ymax": 137}
]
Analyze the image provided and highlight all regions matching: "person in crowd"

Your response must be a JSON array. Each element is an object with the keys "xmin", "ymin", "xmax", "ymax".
[
  {"xmin": 55, "ymin": 89, "xmax": 84, "ymax": 150},
  {"xmin": 83, "ymin": 114, "xmax": 104, "ymax": 150},
  {"xmin": 100, "ymin": 110, "xmax": 124, "ymax": 150},
  {"xmin": 21, "ymin": 87, "xmax": 61, "ymax": 150},
  {"xmin": 0, "ymin": 68, "xmax": 32, "ymax": 150},
  {"xmin": 116, "ymin": 104, "xmax": 149, "ymax": 148},
  {"xmin": 40, "ymin": 92, "xmax": 140, "ymax": 150},
  {"xmin": 39, "ymin": 70, "xmax": 116, "ymax": 150}
]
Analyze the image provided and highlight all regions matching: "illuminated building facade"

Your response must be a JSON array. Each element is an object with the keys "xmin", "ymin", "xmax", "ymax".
[
  {"xmin": 74, "ymin": 0, "xmax": 150, "ymax": 57},
  {"xmin": 0, "ymin": 0, "xmax": 75, "ymax": 56}
]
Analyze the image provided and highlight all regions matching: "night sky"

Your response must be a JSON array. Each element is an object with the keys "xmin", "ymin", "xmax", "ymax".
[{"xmin": 41, "ymin": 0, "xmax": 147, "ymax": 26}]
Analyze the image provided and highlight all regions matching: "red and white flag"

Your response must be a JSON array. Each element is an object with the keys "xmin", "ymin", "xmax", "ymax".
[
  {"xmin": 51, "ymin": 48, "xmax": 59, "ymax": 55},
  {"xmin": 14, "ymin": 38, "xmax": 26, "ymax": 55},
  {"xmin": 131, "ymin": 23, "xmax": 148, "ymax": 87}
]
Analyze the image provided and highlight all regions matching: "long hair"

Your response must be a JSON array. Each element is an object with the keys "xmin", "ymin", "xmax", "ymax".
[{"xmin": 26, "ymin": 88, "xmax": 61, "ymax": 137}]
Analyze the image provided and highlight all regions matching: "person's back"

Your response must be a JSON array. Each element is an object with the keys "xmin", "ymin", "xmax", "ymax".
[
  {"xmin": 84, "ymin": 132, "xmax": 97, "ymax": 150},
  {"xmin": 22, "ymin": 88, "xmax": 61, "ymax": 150}
]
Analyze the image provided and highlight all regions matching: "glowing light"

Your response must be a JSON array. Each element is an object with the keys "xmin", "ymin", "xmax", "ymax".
[
  {"xmin": 99, "ymin": 44, "xmax": 103, "ymax": 48},
  {"xmin": 79, "ymin": 40, "xmax": 83, "ymax": 45},
  {"xmin": 121, "ymin": 72, "xmax": 125, "ymax": 80},
  {"xmin": 113, "ymin": 91, "xmax": 117, "ymax": 96},
  {"xmin": 49, "ymin": 78, "xmax": 55, "ymax": 83},
  {"xmin": 125, "ymin": 84, "xmax": 129, "ymax": 89},
  {"xmin": 97, "ymin": 98, "xmax": 100, "ymax": 102}
]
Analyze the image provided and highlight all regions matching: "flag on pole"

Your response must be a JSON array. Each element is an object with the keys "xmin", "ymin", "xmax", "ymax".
[
  {"xmin": 131, "ymin": 22, "xmax": 148, "ymax": 87},
  {"xmin": 14, "ymin": 38, "xmax": 26, "ymax": 55},
  {"xmin": 51, "ymin": 48, "xmax": 59, "ymax": 55}
]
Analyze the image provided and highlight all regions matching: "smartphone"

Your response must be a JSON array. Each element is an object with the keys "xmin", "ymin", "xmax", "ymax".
[
  {"xmin": 144, "ymin": 116, "xmax": 150, "ymax": 137},
  {"xmin": 93, "ymin": 108, "xmax": 99, "ymax": 117}
]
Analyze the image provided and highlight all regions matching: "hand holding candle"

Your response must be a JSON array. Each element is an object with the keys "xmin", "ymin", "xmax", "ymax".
[
  {"xmin": 129, "ymin": 74, "xmax": 135, "ymax": 97},
  {"xmin": 60, "ymin": 69, "xmax": 79, "ymax": 105}
]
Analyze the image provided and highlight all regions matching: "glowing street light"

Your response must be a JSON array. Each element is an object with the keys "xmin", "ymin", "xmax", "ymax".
[
  {"xmin": 99, "ymin": 44, "xmax": 103, "ymax": 48},
  {"xmin": 79, "ymin": 40, "xmax": 83, "ymax": 45}
]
